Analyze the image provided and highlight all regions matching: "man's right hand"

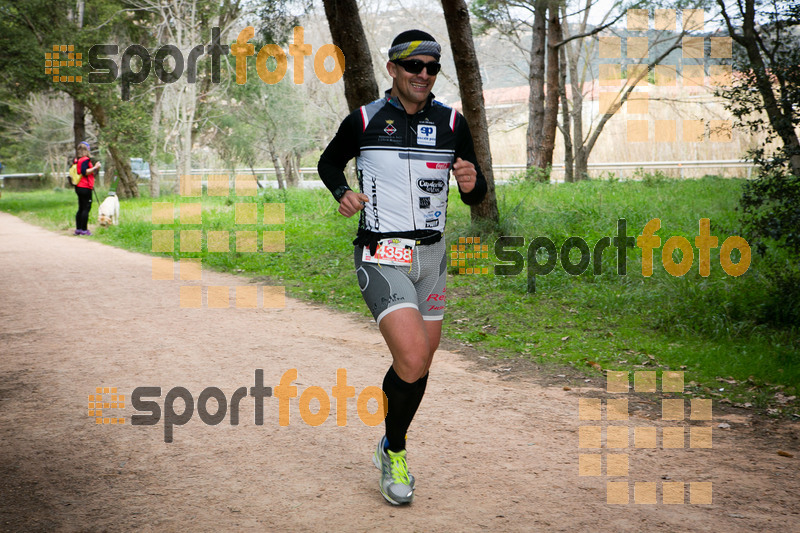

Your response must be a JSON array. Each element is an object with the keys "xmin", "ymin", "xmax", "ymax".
[{"xmin": 338, "ymin": 190, "xmax": 369, "ymax": 218}]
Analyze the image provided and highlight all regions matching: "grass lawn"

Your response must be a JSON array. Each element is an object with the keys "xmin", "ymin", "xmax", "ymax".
[{"xmin": 2, "ymin": 177, "xmax": 797, "ymax": 414}]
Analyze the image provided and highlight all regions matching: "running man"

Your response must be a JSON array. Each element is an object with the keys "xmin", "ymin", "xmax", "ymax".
[{"xmin": 317, "ymin": 29, "xmax": 487, "ymax": 505}]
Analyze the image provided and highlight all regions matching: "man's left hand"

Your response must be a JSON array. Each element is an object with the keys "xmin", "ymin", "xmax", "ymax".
[{"xmin": 453, "ymin": 157, "xmax": 476, "ymax": 193}]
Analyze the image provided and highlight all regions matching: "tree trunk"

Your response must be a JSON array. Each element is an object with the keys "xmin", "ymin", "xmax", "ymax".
[
  {"xmin": 526, "ymin": 0, "xmax": 547, "ymax": 168},
  {"xmin": 293, "ymin": 151, "xmax": 302, "ymax": 183},
  {"xmin": 321, "ymin": 0, "xmax": 379, "ymax": 111},
  {"xmin": 167, "ymin": 3, "xmax": 199, "ymax": 185},
  {"xmin": 149, "ymin": 84, "xmax": 164, "ymax": 198},
  {"xmin": 441, "ymin": 0, "xmax": 499, "ymax": 224},
  {"xmin": 72, "ymin": 0, "xmax": 85, "ymax": 152},
  {"xmin": 108, "ymin": 144, "xmax": 137, "ymax": 198},
  {"xmin": 267, "ymin": 138, "xmax": 285, "ymax": 189},
  {"xmin": 86, "ymin": 102, "xmax": 138, "ymax": 198},
  {"xmin": 73, "ymin": 99, "xmax": 85, "ymax": 147},
  {"xmin": 283, "ymin": 153, "xmax": 298, "ymax": 187},
  {"xmin": 565, "ymin": 27, "xmax": 587, "ymax": 181},
  {"xmin": 558, "ymin": 34, "xmax": 573, "ymax": 183},
  {"xmin": 537, "ymin": 2, "xmax": 561, "ymax": 170},
  {"xmin": 103, "ymin": 150, "xmax": 116, "ymax": 189},
  {"xmin": 574, "ymin": 149, "xmax": 588, "ymax": 183},
  {"xmin": 180, "ymin": 83, "xmax": 197, "ymax": 180}
]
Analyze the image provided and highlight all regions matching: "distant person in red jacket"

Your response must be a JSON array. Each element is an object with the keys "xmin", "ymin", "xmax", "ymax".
[{"xmin": 73, "ymin": 141, "xmax": 101, "ymax": 236}]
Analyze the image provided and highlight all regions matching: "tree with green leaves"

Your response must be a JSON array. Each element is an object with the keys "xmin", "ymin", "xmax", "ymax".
[
  {"xmin": 472, "ymin": 0, "xmax": 558, "ymax": 170},
  {"xmin": 717, "ymin": 0, "xmax": 800, "ymax": 177},
  {"xmin": 0, "ymin": 0, "xmax": 147, "ymax": 196},
  {"xmin": 716, "ymin": 0, "xmax": 800, "ymax": 325},
  {"xmin": 473, "ymin": 0, "xmax": 715, "ymax": 182},
  {"xmin": 442, "ymin": 0, "xmax": 500, "ymax": 224},
  {"xmin": 321, "ymin": 0, "xmax": 379, "ymax": 110},
  {"xmin": 212, "ymin": 10, "xmax": 324, "ymax": 189},
  {"xmin": 216, "ymin": 73, "xmax": 314, "ymax": 189}
]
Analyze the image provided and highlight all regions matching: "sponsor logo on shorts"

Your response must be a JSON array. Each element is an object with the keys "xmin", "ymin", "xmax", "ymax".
[
  {"xmin": 380, "ymin": 292, "xmax": 403, "ymax": 306},
  {"xmin": 425, "ymin": 162, "xmax": 450, "ymax": 169}
]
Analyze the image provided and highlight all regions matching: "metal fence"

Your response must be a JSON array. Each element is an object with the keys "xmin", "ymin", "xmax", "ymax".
[
  {"xmin": 0, "ymin": 159, "xmax": 757, "ymax": 191},
  {"xmin": 0, "ymin": 173, "xmax": 50, "ymax": 191},
  {"xmin": 493, "ymin": 159, "xmax": 756, "ymax": 182}
]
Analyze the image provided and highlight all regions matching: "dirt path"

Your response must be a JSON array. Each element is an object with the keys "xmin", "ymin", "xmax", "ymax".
[{"xmin": 0, "ymin": 211, "xmax": 798, "ymax": 532}]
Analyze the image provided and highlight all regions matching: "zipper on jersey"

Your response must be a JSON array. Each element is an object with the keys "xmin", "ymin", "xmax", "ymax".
[{"xmin": 405, "ymin": 111, "xmax": 417, "ymax": 231}]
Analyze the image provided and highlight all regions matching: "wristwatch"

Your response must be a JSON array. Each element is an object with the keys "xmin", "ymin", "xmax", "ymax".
[{"xmin": 332, "ymin": 185, "xmax": 351, "ymax": 202}]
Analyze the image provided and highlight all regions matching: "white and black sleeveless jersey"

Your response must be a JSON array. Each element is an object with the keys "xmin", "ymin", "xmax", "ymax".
[{"xmin": 318, "ymin": 91, "xmax": 487, "ymax": 249}]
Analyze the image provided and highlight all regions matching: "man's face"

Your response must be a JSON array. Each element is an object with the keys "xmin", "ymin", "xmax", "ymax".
[{"xmin": 387, "ymin": 54, "xmax": 438, "ymax": 111}]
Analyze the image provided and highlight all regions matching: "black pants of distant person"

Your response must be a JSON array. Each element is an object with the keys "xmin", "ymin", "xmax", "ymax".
[{"xmin": 75, "ymin": 186, "xmax": 92, "ymax": 231}]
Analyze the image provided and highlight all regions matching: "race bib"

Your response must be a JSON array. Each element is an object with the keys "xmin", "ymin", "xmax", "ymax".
[{"xmin": 362, "ymin": 238, "xmax": 415, "ymax": 266}]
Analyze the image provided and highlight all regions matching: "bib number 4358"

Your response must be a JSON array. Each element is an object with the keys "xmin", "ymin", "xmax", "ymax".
[{"xmin": 362, "ymin": 238, "xmax": 415, "ymax": 266}]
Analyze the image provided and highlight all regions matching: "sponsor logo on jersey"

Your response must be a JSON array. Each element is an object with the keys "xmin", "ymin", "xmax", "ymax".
[
  {"xmin": 425, "ymin": 219, "xmax": 440, "ymax": 228},
  {"xmin": 419, "ymin": 197, "xmax": 431, "ymax": 208},
  {"xmin": 417, "ymin": 178, "xmax": 445, "ymax": 194},
  {"xmin": 384, "ymin": 124, "xmax": 397, "ymax": 135},
  {"xmin": 417, "ymin": 124, "xmax": 436, "ymax": 146},
  {"xmin": 371, "ymin": 175, "xmax": 379, "ymax": 230}
]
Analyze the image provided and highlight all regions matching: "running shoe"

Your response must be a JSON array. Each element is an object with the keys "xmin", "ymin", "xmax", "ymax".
[
  {"xmin": 74, "ymin": 229, "xmax": 82, "ymax": 235},
  {"xmin": 83, "ymin": 230, "xmax": 92, "ymax": 236},
  {"xmin": 372, "ymin": 435, "xmax": 415, "ymax": 505}
]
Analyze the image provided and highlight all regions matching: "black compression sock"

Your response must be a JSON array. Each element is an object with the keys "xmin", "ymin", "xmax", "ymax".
[
  {"xmin": 382, "ymin": 366, "xmax": 429, "ymax": 453},
  {"xmin": 416, "ymin": 371, "xmax": 429, "ymax": 397}
]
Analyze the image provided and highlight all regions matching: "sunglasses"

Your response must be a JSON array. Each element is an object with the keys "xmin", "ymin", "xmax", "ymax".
[{"xmin": 394, "ymin": 59, "xmax": 441, "ymax": 76}]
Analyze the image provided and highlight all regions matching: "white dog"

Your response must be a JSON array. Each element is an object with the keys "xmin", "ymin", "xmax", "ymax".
[{"xmin": 98, "ymin": 193, "xmax": 120, "ymax": 227}]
